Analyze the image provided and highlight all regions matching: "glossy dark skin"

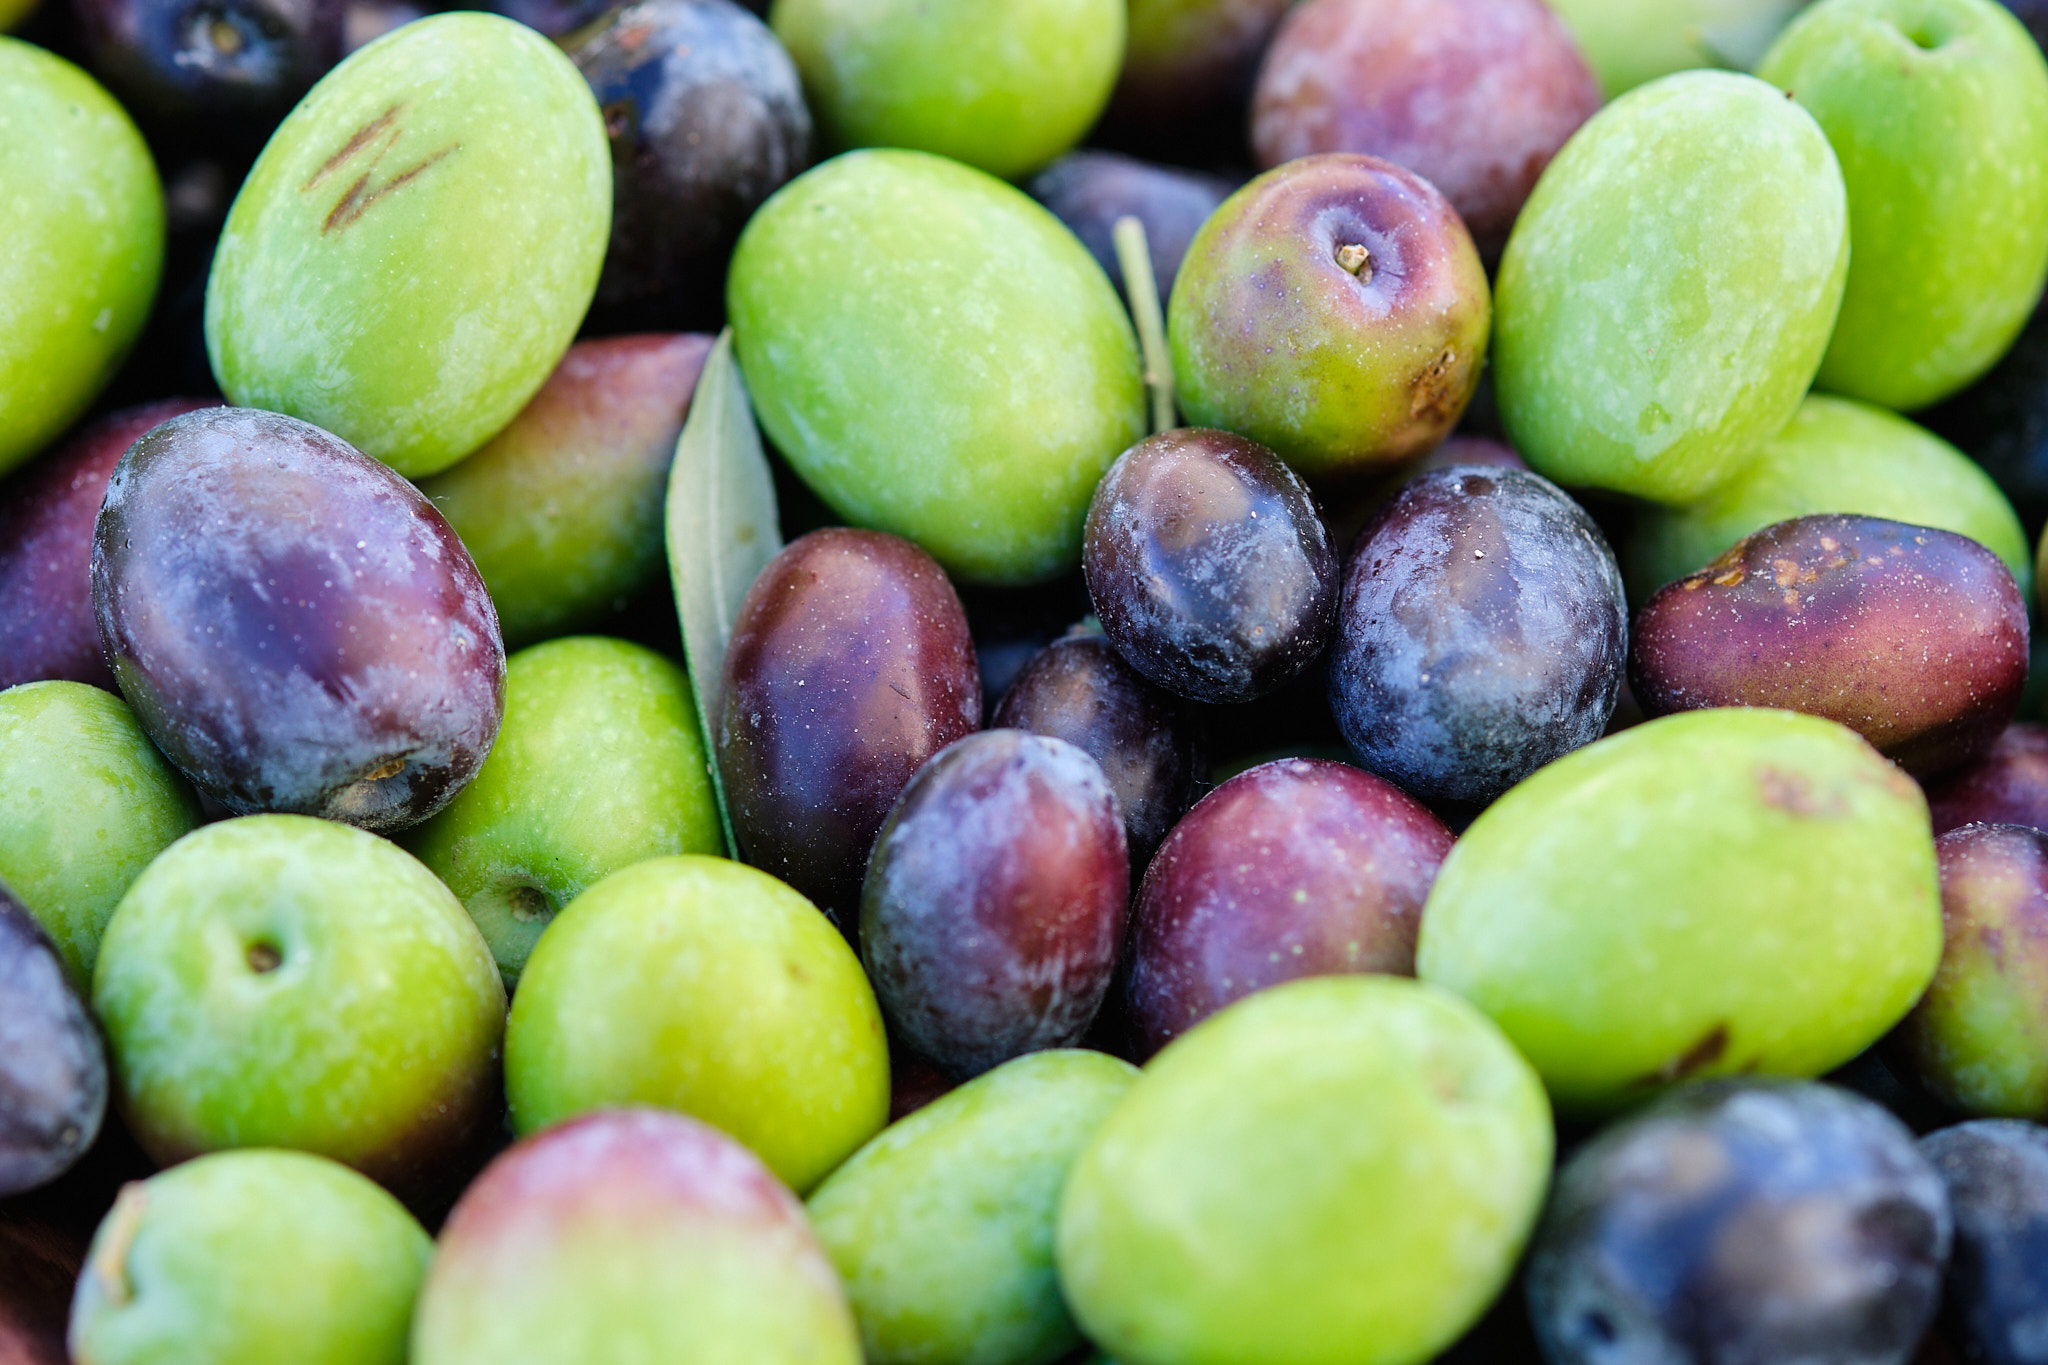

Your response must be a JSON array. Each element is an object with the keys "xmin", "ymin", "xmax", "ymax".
[
  {"xmin": 1921, "ymin": 1121, "xmax": 2048, "ymax": 1365},
  {"xmin": 567, "ymin": 0, "xmax": 810, "ymax": 314},
  {"xmin": 1632, "ymin": 515, "xmax": 2029, "ymax": 778},
  {"xmin": 1527, "ymin": 1079, "xmax": 1952, "ymax": 1365},
  {"xmin": 1322, "ymin": 433, "xmax": 1528, "ymax": 556},
  {"xmin": 861, "ymin": 730, "xmax": 1129, "ymax": 1080},
  {"xmin": 0, "ymin": 399, "xmax": 214, "ymax": 694},
  {"xmin": 1123, "ymin": 757, "xmax": 1453, "ymax": 1057},
  {"xmin": 1084, "ymin": 428, "xmax": 1337, "ymax": 704},
  {"xmin": 992, "ymin": 633, "xmax": 1202, "ymax": 872},
  {"xmin": 73, "ymin": 0, "xmax": 344, "ymax": 118},
  {"xmin": 0, "ymin": 889, "xmax": 105, "ymax": 1199},
  {"xmin": 1029, "ymin": 152, "xmax": 1234, "ymax": 315},
  {"xmin": 91, "ymin": 408, "xmax": 505, "ymax": 832},
  {"xmin": 1926, "ymin": 724, "xmax": 2048, "ymax": 836},
  {"xmin": 719, "ymin": 528, "xmax": 981, "ymax": 924},
  {"xmin": 1250, "ymin": 0, "xmax": 1599, "ymax": 258},
  {"xmin": 1329, "ymin": 466, "xmax": 1626, "ymax": 805}
]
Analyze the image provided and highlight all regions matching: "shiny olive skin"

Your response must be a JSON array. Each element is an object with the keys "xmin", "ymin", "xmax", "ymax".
[
  {"xmin": 1250, "ymin": 0, "xmax": 1601, "ymax": 257},
  {"xmin": 719, "ymin": 529, "xmax": 981, "ymax": 924},
  {"xmin": 1926, "ymin": 724, "xmax": 2048, "ymax": 836},
  {"xmin": 1084, "ymin": 428, "xmax": 1338, "ymax": 705},
  {"xmin": 0, "ymin": 399, "xmax": 213, "ymax": 694},
  {"xmin": 1921, "ymin": 1120, "xmax": 2048, "ymax": 1365},
  {"xmin": 1329, "ymin": 465, "xmax": 1627, "ymax": 806},
  {"xmin": 1029, "ymin": 152, "xmax": 1234, "ymax": 315},
  {"xmin": 72, "ymin": 0, "xmax": 345, "ymax": 119},
  {"xmin": 991, "ymin": 633, "xmax": 1202, "ymax": 872},
  {"xmin": 0, "ymin": 886, "xmax": 105, "ymax": 1197},
  {"xmin": 1124, "ymin": 757, "xmax": 1454, "ymax": 1057},
  {"xmin": 1527, "ymin": 1079, "xmax": 1952, "ymax": 1365},
  {"xmin": 1631, "ymin": 515, "xmax": 2029, "ymax": 778},
  {"xmin": 862, "ymin": 730, "xmax": 1129, "ymax": 1080},
  {"xmin": 566, "ymin": 0, "xmax": 809, "ymax": 316},
  {"xmin": 91, "ymin": 407, "xmax": 505, "ymax": 832}
]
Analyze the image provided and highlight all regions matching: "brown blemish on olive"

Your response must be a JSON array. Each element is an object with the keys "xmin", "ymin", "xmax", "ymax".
[
  {"xmin": 1409, "ymin": 347, "xmax": 1464, "ymax": 422},
  {"xmin": 1637, "ymin": 1023, "xmax": 1729, "ymax": 1087},
  {"xmin": 1754, "ymin": 765, "xmax": 1849, "ymax": 819},
  {"xmin": 323, "ymin": 145, "xmax": 458, "ymax": 233},
  {"xmin": 304, "ymin": 104, "xmax": 402, "ymax": 192}
]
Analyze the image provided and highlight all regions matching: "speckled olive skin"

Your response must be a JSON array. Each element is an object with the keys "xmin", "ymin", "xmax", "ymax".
[
  {"xmin": 719, "ymin": 528, "xmax": 980, "ymax": 924},
  {"xmin": 1084, "ymin": 428, "xmax": 1337, "ymax": 704},
  {"xmin": 1329, "ymin": 466, "xmax": 1627, "ymax": 806},
  {"xmin": 991, "ymin": 634, "xmax": 1202, "ymax": 872},
  {"xmin": 0, "ymin": 887, "xmax": 105, "ymax": 1196},
  {"xmin": 862, "ymin": 731, "xmax": 1129, "ymax": 1080},
  {"xmin": 1125, "ymin": 757, "xmax": 1454, "ymax": 1057},
  {"xmin": 1926, "ymin": 724, "xmax": 2048, "ymax": 836},
  {"xmin": 412, "ymin": 1110, "xmax": 861, "ymax": 1365},
  {"xmin": 567, "ymin": 0, "xmax": 809, "ymax": 311},
  {"xmin": 1920, "ymin": 1120, "xmax": 2048, "ymax": 1365},
  {"xmin": 91, "ymin": 408, "xmax": 505, "ymax": 833},
  {"xmin": 1113, "ymin": 0, "xmax": 1293, "ymax": 121},
  {"xmin": 1896, "ymin": 824, "xmax": 2048, "ymax": 1119},
  {"xmin": 1169, "ymin": 155, "xmax": 1491, "ymax": 481},
  {"xmin": 0, "ymin": 399, "xmax": 213, "ymax": 693},
  {"xmin": 1250, "ymin": 0, "xmax": 1601, "ymax": 257},
  {"xmin": 1030, "ymin": 152, "xmax": 1235, "ymax": 316},
  {"xmin": 1527, "ymin": 1079, "xmax": 1952, "ymax": 1365},
  {"xmin": 1633, "ymin": 515, "xmax": 2029, "ymax": 778}
]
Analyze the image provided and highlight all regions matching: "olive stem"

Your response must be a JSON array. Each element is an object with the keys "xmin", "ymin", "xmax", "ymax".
[{"xmin": 1112, "ymin": 215, "xmax": 1177, "ymax": 435}]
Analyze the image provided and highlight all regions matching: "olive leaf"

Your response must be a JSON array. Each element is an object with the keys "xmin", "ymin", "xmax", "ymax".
[{"xmin": 665, "ymin": 327, "xmax": 782, "ymax": 859}]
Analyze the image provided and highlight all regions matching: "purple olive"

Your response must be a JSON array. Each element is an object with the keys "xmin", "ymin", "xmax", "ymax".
[
  {"xmin": 991, "ymin": 633, "xmax": 1202, "ymax": 872},
  {"xmin": 718, "ymin": 528, "xmax": 981, "ymax": 924},
  {"xmin": 1084, "ymin": 427, "xmax": 1338, "ymax": 704},
  {"xmin": 1124, "ymin": 757, "xmax": 1452, "ymax": 1056},
  {"xmin": 90, "ymin": 408, "xmax": 504, "ymax": 832},
  {"xmin": 72, "ymin": 0, "xmax": 346, "ymax": 119},
  {"xmin": 0, "ymin": 885, "xmax": 106, "ymax": 1198},
  {"xmin": 1631, "ymin": 514, "xmax": 2029, "ymax": 778},
  {"xmin": 1925, "ymin": 724, "xmax": 2048, "ymax": 836},
  {"xmin": 1329, "ymin": 465, "xmax": 1626, "ymax": 806},
  {"xmin": 0, "ymin": 399, "xmax": 215, "ymax": 694},
  {"xmin": 1250, "ymin": 0, "xmax": 1600, "ymax": 258},
  {"xmin": 860, "ymin": 729, "xmax": 1128, "ymax": 1079},
  {"xmin": 1920, "ymin": 1119, "xmax": 2048, "ymax": 1365},
  {"xmin": 1029, "ymin": 151, "xmax": 1236, "ymax": 315}
]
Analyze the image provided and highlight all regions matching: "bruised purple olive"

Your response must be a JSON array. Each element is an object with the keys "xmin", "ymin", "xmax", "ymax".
[
  {"xmin": 1124, "ymin": 757, "xmax": 1452, "ymax": 1056},
  {"xmin": 0, "ymin": 399, "xmax": 215, "ymax": 694},
  {"xmin": 0, "ymin": 884, "xmax": 106, "ymax": 1197},
  {"xmin": 90, "ymin": 408, "xmax": 504, "ymax": 832},
  {"xmin": 1084, "ymin": 427, "xmax": 1338, "ymax": 705},
  {"xmin": 1925, "ymin": 723, "xmax": 2048, "ymax": 836},
  {"xmin": 718, "ymin": 528, "xmax": 981, "ymax": 924},
  {"xmin": 1329, "ymin": 465, "xmax": 1626, "ymax": 806},
  {"xmin": 991, "ymin": 633, "xmax": 1202, "ymax": 872},
  {"xmin": 1631, "ymin": 514, "xmax": 2029, "ymax": 778},
  {"xmin": 861, "ymin": 729, "xmax": 1128, "ymax": 1079}
]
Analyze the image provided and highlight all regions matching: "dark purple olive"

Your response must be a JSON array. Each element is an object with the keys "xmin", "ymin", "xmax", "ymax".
[
  {"xmin": 0, "ymin": 399, "xmax": 215, "ymax": 694},
  {"xmin": 566, "ymin": 0, "xmax": 810, "ymax": 316},
  {"xmin": 90, "ymin": 408, "xmax": 505, "ymax": 832},
  {"xmin": 1123, "ymin": 756, "xmax": 1452, "ymax": 1056},
  {"xmin": 71, "ymin": 0, "xmax": 345, "ymax": 119},
  {"xmin": 1329, "ymin": 465, "xmax": 1626, "ymax": 806},
  {"xmin": 1926, "ymin": 724, "xmax": 2048, "ymax": 836},
  {"xmin": 1631, "ymin": 515, "xmax": 2029, "ymax": 778},
  {"xmin": 1322, "ymin": 433, "xmax": 1530, "ymax": 557},
  {"xmin": 718, "ymin": 528, "xmax": 981, "ymax": 923},
  {"xmin": 861, "ymin": 730, "xmax": 1128, "ymax": 1079},
  {"xmin": 1920, "ymin": 1120, "xmax": 2048, "ymax": 1365},
  {"xmin": 1084, "ymin": 427, "xmax": 1338, "ymax": 705},
  {"xmin": 0, "ymin": 885, "xmax": 106, "ymax": 1198},
  {"xmin": 1527, "ymin": 1079, "xmax": 1953, "ymax": 1365},
  {"xmin": 1029, "ymin": 151, "xmax": 1235, "ymax": 315},
  {"xmin": 485, "ymin": 0, "xmax": 608, "ymax": 37},
  {"xmin": 991, "ymin": 633, "xmax": 1202, "ymax": 872}
]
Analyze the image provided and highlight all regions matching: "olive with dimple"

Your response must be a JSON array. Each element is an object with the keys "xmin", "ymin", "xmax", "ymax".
[
  {"xmin": 1329, "ymin": 465, "xmax": 1627, "ymax": 807},
  {"xmin": 1083, "ymin": 427, "xmax": 1337, "ymax": 705},
  {"xmin": 90, "ymin": 407, "xmax": 505, "ymax": 832},
  {"xmin": 1631, "ymin": 514, "xmax": 2029, "ymax": 778},
  {"xmin": 719, "ymin": 528, "xmax": 981, "ymax": 925}
]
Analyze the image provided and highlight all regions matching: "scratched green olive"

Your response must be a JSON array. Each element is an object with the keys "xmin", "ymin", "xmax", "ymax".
[{"xmin": 204, "ymin": 12, "xmax": 610, "ymax": 479}]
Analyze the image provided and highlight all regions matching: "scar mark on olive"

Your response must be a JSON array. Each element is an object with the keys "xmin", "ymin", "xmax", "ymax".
[
  {"xmin": 1410, "ymin": 348, "xmax": 1462, "ymax": 421},
  {"xmin": 303, "ymin": 104, "xmax": 402, "ymax": 192},
  {"xmin": 1754, "ymin": 765, "xmax": 1849, "ymax": 819},
  {"xmin": 1637, "ymin": 1023, "xmax": 1729, "ymax": 1087},
  {"xmin": 322, "ymin": 145, "xmax": 458, "ymax": 233}
]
